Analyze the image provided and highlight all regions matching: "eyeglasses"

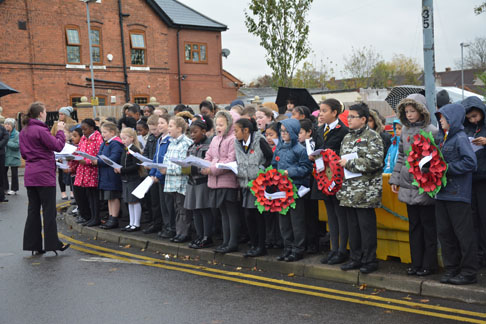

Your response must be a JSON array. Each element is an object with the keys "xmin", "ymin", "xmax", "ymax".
[
  {"xmin": 280, "ymin": 129, "xmax": 289, "ymax": 134},
  {"xmin": 347, "ymin": 115, "xmax": 362, "ymax": 120}
]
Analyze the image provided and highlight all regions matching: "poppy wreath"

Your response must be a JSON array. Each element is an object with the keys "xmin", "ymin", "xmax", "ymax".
[
  {"xmin": 312, "ymin": 149, "xmax": 344, "ymax": 195},
  {"xmin": 248, "ymin": 166, "xmax": 298, "ymax": 215},
  {"xmin": 405, "ymin": 130, "xmax": 448, "ymax": 198}
]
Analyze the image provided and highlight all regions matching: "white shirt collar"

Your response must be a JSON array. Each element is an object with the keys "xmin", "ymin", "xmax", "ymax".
[
  {"xmin": 326, "ymin": 119, "xmax": 339, "ymax": 130},
  {"xmin": 107, "ymin": 136, "xmax": 116, "ymax": 143},
  {"xmin": 242, "ymin": 136, "xmax": 251, "ymax": 147}
]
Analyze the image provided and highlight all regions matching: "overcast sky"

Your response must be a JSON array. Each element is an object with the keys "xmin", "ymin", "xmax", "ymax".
[{"xmin": 178, "ymin": 0, "xmax": 486, "ymax": 84}]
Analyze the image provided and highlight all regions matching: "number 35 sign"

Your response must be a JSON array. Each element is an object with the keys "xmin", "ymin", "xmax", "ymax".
[{"xmin": 422, "ymin": 6, "xmax": 432, "ymax": 29}]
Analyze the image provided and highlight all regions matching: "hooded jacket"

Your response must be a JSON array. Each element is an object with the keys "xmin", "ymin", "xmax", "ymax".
[
  {"xmin": 235, "ymin": 130, "xmax": 273, "ymax": 187},
  {"xmin": 73, "ymin": 130, "xmax": 103, "ymax": 188},
  {"xmin": 383, "ymin": 119, "xmax": 400, "ymax": 173},
  {"xmin": 462, "ymin": 96, "xmax": 486, "ymax": 182},
  {"xmin": 271, "ymin": 118, "xmax": 313, "ymax": 187},
  {"xmin": 369, "ymin": 109, "xmax": 391, "ymax": 158},
  {"xmin": 205, "ymin": 110, "xmax": 240, "ymax": 189},
  {"xmin": 5, "ymin": 128, "xmax": 21, "ymax": 167},
  {"xmin": 389, "ymin": 96, "xmax": 438, "ymax": 206},
  {"xmin": 97, "ymin": 137, "xmax": 123, "ymax": 191},
  {"xmin": 20, "ymin": 118, "xmax": 65, "ymax": 187},
  {"xmin": 435, "ymin": 103, "xmax": 477, "ymax": 204},
  {"xmin": 149, "ymin": 134, "xmax": 171, "ymax": 183}
]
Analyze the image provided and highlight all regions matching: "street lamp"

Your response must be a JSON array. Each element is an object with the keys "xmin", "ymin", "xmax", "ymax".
[
  {"xmin": 85, "ymin": 0, "xmax": 97, "ymax": 105},
  {"xmin": 460, "ymin": 42, "xmax": 470, "ymax": 100}
]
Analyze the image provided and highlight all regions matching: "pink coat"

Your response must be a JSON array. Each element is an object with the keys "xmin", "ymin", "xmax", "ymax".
[
  {"xmin": 74, "ymin": 131, "xmax": 103, "ymax": 188},
  {"xmin": 205, "ymin": 110, "xmax": 240, "ymax": 189}
]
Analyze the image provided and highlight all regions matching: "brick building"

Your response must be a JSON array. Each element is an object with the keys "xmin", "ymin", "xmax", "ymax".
[{"xmin": 0, "ymin": 0, "xmax": 242, "ymax": 118}]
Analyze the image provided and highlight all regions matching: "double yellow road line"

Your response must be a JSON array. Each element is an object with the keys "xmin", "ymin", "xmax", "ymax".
[{"xmin": 58, "ymin": 233, "xmax": 486, "ymax": 323}]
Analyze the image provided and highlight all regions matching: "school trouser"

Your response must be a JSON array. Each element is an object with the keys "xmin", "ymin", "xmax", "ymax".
[
  {"xmin": 323, "ymin": 195, "xmax": 348, "ymax": 254},
  {"xmin": 220, "ymin": 200, "xmax": 240, "ymax": 248},
  {"xmin": 343, "ymin": 207, "xmax": 377, "ymax": 265},
  {"xmin": 304, "ymin": 196, "xmax": 319, "ymax": 249},
  {"xmin": 435, "ymin": 200, "xmax": 479, "ymax": 276},
  {"xmin": 167, "ymin": 192, "xmax": 191, "ymax": 238},
  {"xmin": 23, "ymin": 186, "xmax": 63, "ymax": 251},
  {"xmin": 158, "ymin": 183, "xmax": 175, "ymax": 233},
  {"xmin": 471, "ymin": 181, "xmax": 486, "ymax": 263},
  {"xmin": 193, "ymin": 208, "xmax": 213, "ymax": 238},
  {"xmin": 148, "ymin": 182, "xmax": 162, "ymax": 228},
  {"xmin": 279, "ymin": 198, "xmax": 306, "ymax": 255},
  {"xmin": 407, "ymin": 204, "xmax": 438, "ymax": 270},
  {"xmin": 75, "ymin": 186, "xmax": 100, "ymax": 222},
  {"xmin": 0, "ymin": 154, "xmax": 5, "ymax": 201},
  {"xmin": 58, "ymin": 168, "xmax": 66, "ymax": 192},
  {"xmin": 245, "ymin": 208, "xmax": 266, "ymax": 249},
  {"xmin": 264, "ymin": 212, "xmax": 281, "ymax": 245},
  {"xmin": 4, "ymin": 166, "xmax": 19, "ymax": 192}
]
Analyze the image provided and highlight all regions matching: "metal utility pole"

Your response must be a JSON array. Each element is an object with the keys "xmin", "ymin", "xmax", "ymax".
[
  {"xmin": 422, "ymin": 0, "xmax": 437, "ymax": 124},
  {"xmin": 85, "ymin": 0, "xmax": 97, "ymax": 105},
  {"xmin": 460, "ymin": 42, "xmax": 470, "ymax": 100}
]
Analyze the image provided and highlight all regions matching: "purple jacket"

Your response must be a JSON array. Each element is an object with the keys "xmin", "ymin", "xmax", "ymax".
[{"xmin": 20, "ymin": 118, "xmax": 65, "ymax": 187}]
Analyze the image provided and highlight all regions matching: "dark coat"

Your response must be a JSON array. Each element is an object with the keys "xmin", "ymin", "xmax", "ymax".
[
  {"xmin": 0, "ymin": 124, "xmax": 8, "ymax": 156},
  {"xmin": 435, "ymin": 103, "xmax": 477, "ymax": 204},
  {"xmin": 462, "ymin": 96, "xmax": 486, "ymax": 182},
  {"xmin": 149, "ymin": 135, "xmax": 171, "ymax": 182},
  {"xmin": 187, "ymin": 136, "xmax": 211, "ymax": 185},
  {"xmin": 120, "ymin": 145, "xmax": 143, "ymax": 182},
  {"xmin": 143, "ymin": 133, "xmax": 159, "ymax": 160},
  {"xmin": 97, "ymin": 137, "xmax": 123, "ymax": 191}
]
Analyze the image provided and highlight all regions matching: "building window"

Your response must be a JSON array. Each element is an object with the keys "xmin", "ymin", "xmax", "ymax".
[
  {"xmin": 90, "ymin": 27, "xmax": 102, "ymax": 64},
  {"xmin": 133, "ymin": 96, "xmax": 148, "ymax": 105},
  {"xmin": 97, "ymin": 95, "xmax": 107, "ymax": 106},
  {"xmin": 130, "ymin": 31, "xmax": 146, "ymax": 65},
  {"xmin": 66, "ymin": 26, "xmax": 81, "ymax": 63},
  {"xmin": 70, "ymin": 95, "xmax": 82, "ymax": 107},
  {"xmin": 184, "ymin": 42, "xmax": 207, "ymax": 64}
]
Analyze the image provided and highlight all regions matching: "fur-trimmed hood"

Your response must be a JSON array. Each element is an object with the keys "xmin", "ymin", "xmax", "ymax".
[
  {"xmin": 214, "ymin": 110, "xmax": 240, "ymax": 137},
  {"xmin": 368, "ymin": 109, "xmax": 385, "ymax": 133},
  {"xmin": 396, "ymin": 94, "xmax": 431, "ymax": 127}
]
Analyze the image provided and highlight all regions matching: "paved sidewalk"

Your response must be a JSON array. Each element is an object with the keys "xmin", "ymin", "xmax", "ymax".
[{"xmin": 60, "ymin": 206, "xmax": 486, "ymax": 305}]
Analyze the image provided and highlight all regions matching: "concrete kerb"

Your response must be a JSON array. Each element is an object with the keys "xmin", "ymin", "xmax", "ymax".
[{"xmin": 60, "ymin": 210, "xmax": 486, "ymax": 305}]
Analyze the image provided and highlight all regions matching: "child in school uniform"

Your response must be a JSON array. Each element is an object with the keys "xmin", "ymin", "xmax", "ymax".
[
  {"xmin": 435, "ymin": 103, "xmax": 478, "ymax": 285},
  {"xmin": 96, "ymin": 122, "xmax": 124, "ymax": 230},
  {"xmin": 161, "ymin": 116, "xmax": 193, "ymax": 243},
  {"xmin": 203, "ymin": 110, "xmax": 241, "ymax": 254},
  {"xmin": 272, "ymin": 118, "xmax": 313, "ymax": 262},
  {"xmin": 310, "ymin": 99, "xmax": 349, "ymax": 265},
  {"xmin": 234, "ymin": 118, "xmax": 273, "ymax": 257},
  {"xmin": 185, "ymin": 118, "xmax": 213, "ymax": 249},
  {"xmin": 389, "ymin": 95, "xmax": 438, "ymax": 276},
  {"xmin": 462, "ymin": 96, "xmax": 486, "ymax": 268},
  {"xmin": 115, "ymin": 127, "xmax": 144, "ymax": 232},
  {"xmin": 68, "ymin": 126, "xmax": 82, "ymax": 219},
  {"xmin": 337, "ymin": 103, "xmax": 383, "ymax": 274}
]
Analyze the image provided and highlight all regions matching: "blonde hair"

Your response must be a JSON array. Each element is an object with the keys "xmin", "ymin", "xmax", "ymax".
[
  {"xmin": 100, "ymin": 121, "xmax": 118, "ymax": 135},
  {"xmin": 120, "ymin": 127, "xmax": 141, "ymax": 150},
  {"xmin": 170, "ymin": 116, "xmax": 187, "ymax": 134},
  {"xmin": 257, "ymin": 106, "xmax": 274, "ymax": 120},
  {"xmin": 147, "ymin": 114, "xmax": 159, "ymax": 126}
]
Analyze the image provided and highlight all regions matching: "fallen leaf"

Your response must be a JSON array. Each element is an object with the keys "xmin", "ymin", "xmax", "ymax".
[
  {"xmin": 183, "ymin": 255, "xmax": 191, "ymax": 260},
  {"xmin": 140, "ymin": 249, "xmax": 145, "ymax": 252},
  {"xmin": 87, "ymin": 282, "xmax": 95, "ymax": 286},
  {"xmin": 236, "ymin": 267, "xmax": 242, "ymax": 271},
  {"xmin": 297, "ymin": 313, "xmax": 311, "ymax": 318},
  {"xmin": 31, "ymin": 262, "xmax": 41, "ymax": 266},
  {"xmin": 124, "ymin": 244, "xmax": 131, "ymax": 249},
  {"xmin": 359, "ymin": 284, "xmax": 367, "ymax": 291},
  {"xmin": 420, "ymin": 299, "xmax": 430, "ymax": 303},
  {"xmin": 288, "ymin": 273, "xmax": 295, "ymax": 277},
  {"xmin": 385, "ymin": 310, "xmax": 392, "ymax": 314},
  {"xmin": 109, "ymin": 268, "xmax": 118, "ymax": 272},
  {"xmin": 403, "ymin": 296, "xmax": 413, "ymax": 300},
  {"xmin": 252, "ymin": 267, "xmax": 257, "ymax": 271},
  {"xmin": 93, "ymin": 237, "xmax": 97, "ymax": 240}
]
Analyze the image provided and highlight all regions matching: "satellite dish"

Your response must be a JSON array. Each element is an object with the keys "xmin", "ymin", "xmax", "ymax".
[{"xmin": 222, "ymin": 48, "xmax": 231, "ymax": 58}]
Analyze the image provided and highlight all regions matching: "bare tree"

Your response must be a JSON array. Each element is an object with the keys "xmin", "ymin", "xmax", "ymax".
[
  {"xmin": 464, "ymin": 37, "xmax": 486, "ymax": 69},
  {"xmin": 343, "ymin": 46, "xmax": 382, "ymax": 88}
]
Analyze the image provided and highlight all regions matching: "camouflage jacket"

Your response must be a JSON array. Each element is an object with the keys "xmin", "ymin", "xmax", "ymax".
[{"xmin": 336, "ymin": 125, "xmax": 384, "ymax": 208}]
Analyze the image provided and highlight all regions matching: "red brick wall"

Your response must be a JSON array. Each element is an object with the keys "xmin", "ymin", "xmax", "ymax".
[{"xmin": 0, "ymin": 0, "xmax": 237, "ymax": 118}]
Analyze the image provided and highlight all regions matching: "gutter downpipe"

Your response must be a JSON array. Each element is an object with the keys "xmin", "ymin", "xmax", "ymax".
[
  {"xmin": 118, "ymin": 0, "xmax": 130, "ymax": 102},
  {"xmin": 177, "ymin": 28, "xmax": 182, "ymax": 104}
]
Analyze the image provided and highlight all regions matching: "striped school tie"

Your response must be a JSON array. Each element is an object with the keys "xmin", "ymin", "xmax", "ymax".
[{"xmin": 323, "ymin": 125, "xmax": 330, "ymax": 140}]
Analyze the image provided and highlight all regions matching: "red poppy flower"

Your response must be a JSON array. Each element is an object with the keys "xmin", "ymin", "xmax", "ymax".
[
  {"xmin": 250, "ymin": 149, "xmax": 255, "ymax": 154},
  {"xmin": 336, "ymin": 125, "xmax": 341, "ymax": 129},
  {"xmin": 356, "ymin": 138, "xmax": 362, "ymax": 144},
  {"xmin": 275, "ymin": 156, "xmax": 280, "ymax": 161}
]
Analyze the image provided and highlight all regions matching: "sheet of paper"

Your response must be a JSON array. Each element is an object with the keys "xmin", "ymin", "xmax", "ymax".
[
  {"xmin": 131, "ymin": 176, "xmax": 154, "ymax": 199},
  {"xmin": 419, "ymin": 155, "xmax": 433, "ymax": 171},
  {"xmin": 315, "ymin": 157, "xmax": 325, "ymax": 173},
  {"xmin": 74, "ymin": 151, "xmax": 97, "ymax": 161},
  {"xmin": 272, "ymin": 138, "xmax": 279, "ymax": 146},
  {"xmin": 138, "ymin": 162, "xmax": 168, "ymax": 169},
  {"xmin": 129, "ymin": 149, "xmax": 153, "ymax": 163},
  {"xmin": 298, "ymin": 186, "xmax": 310, "ymax": 198},
  {"xmin": 264, "ymin": 191, "xmax": 287, "ymax": 200},
  {"xmin": 98, "ymin": 155, "xmax": 123, "ymax": 169},
  {"xmin": 305, "ymin": 139, "xmax": 314, "ymax": 156},
  {"xmin": 309, "ymin": 149, "xmax": 324, "ymax": 157},
  {"xmin": 216, "ymin": 161, "xmax": 238, "ymax": 174},
  {"xmin": 469, "ymin": 137, "xmax": 483, "ymax": 152},
  {"xmin": 341, "ymin": 152, "xmax": 362, "ymax": 179},
  {"xmin": 185, "ymin": 155, "xmax": 211, "ymax": 169},
  {"xmin": 55, "ymin": 143, "xmax": 77, "ymax": 155},
  {"xmin": 56, "ymin": 161, "xmax": 70, "ymax": 170},
  {"xmin": 56, "ymin": 154, "xmax": 83, "ymax": 161},
  {"xmin": 169, "ymin": 158, "xmax": 191, "ymax": 168}
]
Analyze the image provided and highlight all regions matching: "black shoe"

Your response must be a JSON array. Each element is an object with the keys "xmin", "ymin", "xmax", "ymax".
[
  {"xmin": 285, "ymin": 253, "xmax": 303, "ymax": 262},
  {"xmin": 214, "ymin": 244, "xmax": 228, "ymax": 253},
  {"xmin": 0, "ymin": 198, "xmax": 9, "ymax": 203},
  {"xmin": 126, "ymin": 225, "xmax": 141, "ymax": 232},
  {"xmin": 75, "ymin": 216, "xmax": 88, "ymax": 224},
  {"xmin": 244, "ymin": 246, "xmax": 256, "ymax": 257},
  {"xmin": 328, "ymin": 252, "xmax": 348, "ymax": 265},
  {"xmin": 51, "ymin": 243, "xmax": 70, "ymax": 256},
  {"xmin": 159, "ymin": 230, "xmax": 176, "ymax": 239},
  {"xmin": 170, "ymin": 234, "xmax": 181, "ymax": 242},
  {"xmin": 449, "ymin": 274, "xmax": 477, "ymax": 285},
  {"xmin": 121, "ymin": 224, "xmax": 131, "ymax": 232},
  {"xmin": 416, "ymin": 269, "xmax": 435, "ymax": 277},
  {"xmin": 31, "ymin": 250, "xmax": 45, "ymax": 256},
  {"xmin": 306, "ymin": 244, "xmax": 319, "ymax": 255},
  {"xmin": 85, "ymin": 219, "xmax": 101, "ymax": 227},
  {"xmin": 440, "ymin": 269, "xmax": 460, "ymax": 284},
  {"xmin": 173, "ymin": 235, "xmax": 190, "ymax": 243},
  {"xmin": 249, "ymin": 247, "xmax": 267, "ymax": 257},
  {"xmin": 340, "ymin": 260, "xmax": 362, "ymax": 271},
  {"xmin": 407, "ymin": 267, "xmax": 419, "ymax": 276},
  {"xmin": 143, "ymin": 225, "xmax": 162, "ymax": 234},
  {"xmin": 218, "ymin": 246, "xmax": 238, "ymax": 254},
  {"xmin": 189, "ymin": 237, "xmax": 202, "ymax": 249},
  {"xmin": 100, "ymin": 217, "xmax": 119, "ymax": 229},
  {"xmin": 320, "ymin": 251, "xmax": 336, "ymax": 264},
  {"xmin": 359, "ymin": 263, "xmax": 378, "ymax": 274},
  {"xmin": 277, "ymin": 250, "xmax": 292, "ymax": 261}
]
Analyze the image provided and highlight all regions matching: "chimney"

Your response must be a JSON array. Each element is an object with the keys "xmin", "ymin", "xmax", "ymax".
[{"xmin": 445, "ymin": 67, "xmax": 451, "ymax": 72}]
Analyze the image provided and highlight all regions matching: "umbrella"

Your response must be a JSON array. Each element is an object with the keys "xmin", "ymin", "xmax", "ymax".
[
  {"xmin": 385, "ymin": 85, "xmax": 425, "ymax": 111},
  {"xmin": 0, "ymin": 81, "xmax": 19, "ymax": 98},
  {"xmin": 275, "ymin": 87, "xmax": 319, "ymax": 114}
]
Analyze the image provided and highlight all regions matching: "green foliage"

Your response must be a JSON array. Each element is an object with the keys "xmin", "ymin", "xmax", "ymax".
[
  {"xmin": 370, "ymin": 54, "xmax": 422, "ymax": 88},
  {"xmin": 292, "ymin": 57, "xmax": 335, "ymax": 89},
  {"xmin": 343, "ymin": 46, "xmax": 382, "ymax": 88},
  {"xmin": 475, "ymin": 2, "xmax": 486, "ymax": 14},
  {"xmin": 245, "ymin": 0, "xmax": 313, "ymax": 87}
]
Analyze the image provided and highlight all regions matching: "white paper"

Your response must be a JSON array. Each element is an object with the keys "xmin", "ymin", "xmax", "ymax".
[
  {"xmin": 55, "ymin": 143, "xmax": 77, "ymax": 155},
  {"xmin": 264, "ymin": 191, "xmax": 287, "ymax": 200},
  {"xmin": 169, "ymin": 158, "xmax": 191, "ymax": 168},
  {"xmin": 272, "ymin": 138, "xmax": 279, "ymax": 146},
  {"xmin": 419, "ymin": 155, "xmax": 433, "ymax": 171},
  {"xmin": 129, "ymin": 149, "xmax": 153, "ymax": 163},
  {"xmin": 138, "ymin": 162, "xmax": 168, "ymax": 169},
  {"xmin": 56, "ymin": 154, "xmax": 83, "ymax": 161},
  {"xmin": 131, "ymin": 176, "xmax": 154, "ymax": 199},
  {"xmin": 56, "ymin": 161, "xmax": 70, "ymax": 170},
  {"xmin": 309, "ymin": 149, "xmax": 324, "ymax": 157},
  {"xmin": 216, "ymin": 161, "xmax": 238, "ymax": 174},
  {"xmin": 469, "ymin": 137, "xmax": 483, "ymax": 152},
  {"xmin": 175, "ymin": 155, "xmax": 211, "ymax": 169},
  {"xmin": 315, "ymin": 157, "xmax": 325, "ymax": 173},
  {"xmin": 305, "ymin": 138, "xmax": 314, "ymax": 156},
  {"xmin": 341, "ymin": 152, "xmax": 362, "ymax": 179},
  {"xmin": 98, "ymin": 155, "xmax": 123, "ymax": 169},
  {"xmin": 298, "ymin": 186, "xmax": 310, "ymax": 198},
  {"xmin": 74, "ymin": 151, "xmax": 97, "ymax": 161}
]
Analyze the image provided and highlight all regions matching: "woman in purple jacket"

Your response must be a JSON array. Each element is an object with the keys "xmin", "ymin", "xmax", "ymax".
[{"xmin": 19, "ymin": 102, "xmax": 70, "ymax": 255}]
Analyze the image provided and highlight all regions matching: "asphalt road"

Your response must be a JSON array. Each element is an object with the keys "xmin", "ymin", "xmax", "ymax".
[{"xmin": 1, "ymin": 182, "xmax": 485, "ymax": 324}]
